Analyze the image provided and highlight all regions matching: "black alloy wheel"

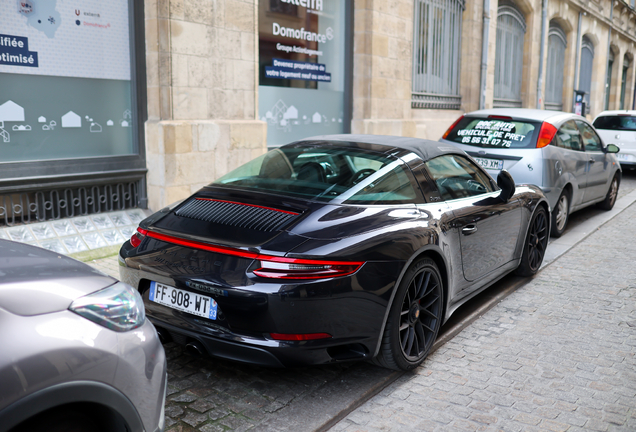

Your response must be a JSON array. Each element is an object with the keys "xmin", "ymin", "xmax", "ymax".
[
  {"xmin": 516, "ymin": 207, "xmax": 549, "ymax": 277},
  {"xmin": 374, "ymin": 258, "xmax": 443, "ymax": 371}
]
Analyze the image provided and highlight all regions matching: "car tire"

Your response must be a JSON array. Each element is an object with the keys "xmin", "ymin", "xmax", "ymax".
[
  {"xmin": 372, "ymin": 257, "xmax": 443, "ymax": 371},
  {"xmin": 596, "ymin": 174, "xmax": 619, "ymax": 211},
  {"xmin": 551, "ymin": 190, "xmax": 569, "ymax": 238},
  {"xmin": 515, "ymin": 206, "xmax": 549, "ymax": 277}
]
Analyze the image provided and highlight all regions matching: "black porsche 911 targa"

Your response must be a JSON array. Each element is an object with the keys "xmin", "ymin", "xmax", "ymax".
[{"xmin": 119, "ymin": 135, "xmax": 550, "ymax": 371}]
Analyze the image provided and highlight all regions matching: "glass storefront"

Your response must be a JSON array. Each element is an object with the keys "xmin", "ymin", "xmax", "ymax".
[
  {"xmin": 258, "ymin": 0, "xmax": 350, "ymax": 147},
  {"xmin": 0, "ymin": 0, "xmax": 136, "ymax": 162}
]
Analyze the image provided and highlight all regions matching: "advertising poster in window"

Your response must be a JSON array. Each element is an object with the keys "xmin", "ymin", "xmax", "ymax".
[
  {"xmin": 259, "ymin": 0, "xmax": 347, "ymax": 146},
  {"xmin": 0, "ymin": 0, "xmax": 134, "ymax": 163}
]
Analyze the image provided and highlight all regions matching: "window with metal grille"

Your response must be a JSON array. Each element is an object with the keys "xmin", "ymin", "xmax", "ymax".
[
  {"xmin": 411, "ymin": 0, "xmax": 465, "ymax": 110},
  {"xmin": 579, "ymin": 36, "xmax": 594, "ymax": 114},
  {"xmin": 545, "ymin": 23, "xmax": 567, "ymax": 111},
  {"xmin": 605, "ymin": 50, "xmax": 615, "ymax": 111},
  {"xmin": 494, "ymin": 3, "xmax": 526, "ymax": 108},
  {"xmin": 620, "ymin": 55, "xmax": 630, "ymax": 110}
]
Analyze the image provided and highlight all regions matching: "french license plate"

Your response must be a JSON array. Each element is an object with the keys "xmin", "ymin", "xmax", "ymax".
[
  {"xmin": 474, "ymin": 157, "xmax": 504, "ymax": 170},
  {"xmin": 149, "ymin": 281, "xmax": 217, "ymax": 320}
]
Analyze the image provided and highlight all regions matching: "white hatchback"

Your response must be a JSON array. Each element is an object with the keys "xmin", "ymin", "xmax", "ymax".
[{"xmin": 593, "ymin": 110, "xmax": 636, "ymax": 169}]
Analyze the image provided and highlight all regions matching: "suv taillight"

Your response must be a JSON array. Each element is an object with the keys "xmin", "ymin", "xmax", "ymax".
[{"xmin": 442, "ymin": 115, "xmax": 465, "ymax": 139}]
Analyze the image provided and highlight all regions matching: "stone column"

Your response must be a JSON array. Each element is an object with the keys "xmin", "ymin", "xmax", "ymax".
[
  {"xmin": 144, "ymin": 0, "xmax": 267, "ymax": 211},
  {"xmin": 351, "ymin": 0, "xmax": 416, "ymax": 137}
]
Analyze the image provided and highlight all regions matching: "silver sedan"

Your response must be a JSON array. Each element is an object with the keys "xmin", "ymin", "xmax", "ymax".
[
  {"xmin": 440, "ymin": 108, "xmax": 621, "ymax": 237},
  {"xmin": 0, "ymin": 239, "xmax": 167, "ymax": 432}
]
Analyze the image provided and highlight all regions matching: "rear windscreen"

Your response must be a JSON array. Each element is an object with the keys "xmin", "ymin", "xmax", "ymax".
[
  {"xmin": 593, "ymin": 115, "xmax": 636, "ymax": 131},
  {"xmin": 211, "ymin": 145, "xmax": 419, "ymax": 205},
  {"xmin": 445, "ymin": 117, "xmax": 541, "ymax": 149}
]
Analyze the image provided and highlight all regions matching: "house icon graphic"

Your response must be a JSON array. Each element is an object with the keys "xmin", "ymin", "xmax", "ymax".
[
  {"xmin": 61, "ymin": 111, "xmax": 82, "ymax": 128},
  {"xmin": 0, "ymin": 100, "xmax": 25, "ymax": 122}
]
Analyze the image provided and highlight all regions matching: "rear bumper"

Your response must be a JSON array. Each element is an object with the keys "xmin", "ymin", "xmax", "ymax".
[{"xmin": 119, "ymin": 249, "xmax": 402, "ymax": 367}]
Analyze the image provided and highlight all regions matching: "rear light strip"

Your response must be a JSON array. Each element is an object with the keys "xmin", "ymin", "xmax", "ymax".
[
  {"xmin": 270, "ymin": 332, "xmax": 332, "ymax": 341},
  {"xmin": 130, "ymin": 228, "xmax": 364, "ymax": 279}
]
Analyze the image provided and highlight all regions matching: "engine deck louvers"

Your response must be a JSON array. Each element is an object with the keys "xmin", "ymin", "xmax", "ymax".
[{"xmin": 175, "ymin": 198, "xmax": 299, "ymax": 232}]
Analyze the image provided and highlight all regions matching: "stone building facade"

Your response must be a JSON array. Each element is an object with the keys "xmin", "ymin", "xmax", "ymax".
[
  {"xmin": 145, "ymin": 0, "xmax": 636, "ymax": 210},
  {"xmin": 2, "ymin": 0, "xmax": 634, "ymax": 229}
]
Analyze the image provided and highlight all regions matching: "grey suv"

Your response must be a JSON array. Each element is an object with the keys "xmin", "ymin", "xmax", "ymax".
[
  {"xmin": 0, "ymin": 239, "xmax": 167, "ymax": 432},
  {"xmin": 441, "ymin": 109, "xmax": 621, "ymax": 236}
]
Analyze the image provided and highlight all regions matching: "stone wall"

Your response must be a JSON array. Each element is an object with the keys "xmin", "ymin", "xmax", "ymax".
[
  {"xmin": 351, "ymin": 0, "xmax": 417, "ymax": 137},
  {"xmin": 348, "ymin": 0, "xmax": 636, "ymax": 142},
  {"xmin": 144, "ymin": 0, "xmax": 267, "ymax": 211},
  {"xmin": 141, "ymin": 0, "xmax": 636, "ymax": 211}
]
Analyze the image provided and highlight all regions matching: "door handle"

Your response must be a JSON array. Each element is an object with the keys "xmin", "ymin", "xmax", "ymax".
[
  {"xmin": 462, "ymin": 224, "xmax": 478, "ymax": 235},
  {"xmin": 589, "ymin": 158, "xmax": 596, "ymax": 163}
]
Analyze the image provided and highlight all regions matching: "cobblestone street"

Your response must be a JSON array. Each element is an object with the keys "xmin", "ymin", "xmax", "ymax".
[
  {"xmin": 331, "ymin": 203, "xmax": 636, "ymax": 431},
  {"xmin": 87, "ymin": 172, "xmax": 636, "ymax": 432}
]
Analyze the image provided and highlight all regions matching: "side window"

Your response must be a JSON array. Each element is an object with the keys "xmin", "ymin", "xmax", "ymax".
[
  {"xmin": 344, "ymin": 161, "xmax": 418, "ymax": 204},
  {"xmin": 424, "ymin": 155, "xmax": 495, "ymax": 201},
  {"xmin": 554, "ymin": 120, "xmax": 582, "ymax": 151},
  {"xmin": 576, "ymin": 121, "xmax": 603, "ymax": 152}
]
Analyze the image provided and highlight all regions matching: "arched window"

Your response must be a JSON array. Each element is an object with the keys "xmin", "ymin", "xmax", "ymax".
[
  {"xmin": 545, "ymin": 22, "xmax": 567, "ymax": 111},
  {"xmin": 605, "ymin": 50, "xmax": 615, "ymax": 110},
  {"xmin": 579, "ymin": 36, "xmax": 594, "ymax": 114},
  {"xmin": 494, "ymin": 2, "xmax": 526, "ymax": 107},
  {"xmin": 412, "ymin": 0, "xmax": 465, "ymax": 110},
  {"xmin": 620, "ymin": 55, "xmax": 630, "ymax": 110}
]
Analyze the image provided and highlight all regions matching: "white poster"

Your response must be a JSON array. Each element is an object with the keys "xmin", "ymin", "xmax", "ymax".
[{"xmin": 0, "ymin": 0, "xmax": 131, "ymax": 80}]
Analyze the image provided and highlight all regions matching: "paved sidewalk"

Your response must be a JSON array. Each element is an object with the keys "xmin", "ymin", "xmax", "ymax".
[{"xmin": 330, "ymin": 202, "xmax": 636, "ymax": 431}]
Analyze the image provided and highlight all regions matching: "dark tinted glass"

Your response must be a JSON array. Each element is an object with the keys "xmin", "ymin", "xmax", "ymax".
[
  {"xmin": 445, "ymin": 117, "xmax": 542, "ymax": 149},
  {"xmin": 593, "ymin": 115, "xmax": 636, "ymax": 131},
  {"xmin": 212, "ymin": 145, "xmax": 419, "ymax": 204}
]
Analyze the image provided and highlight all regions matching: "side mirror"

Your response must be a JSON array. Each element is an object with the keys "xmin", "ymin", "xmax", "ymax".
[
  {"xmin": 605, "ymin": 144, "xmax": 620, "ymax": 153},
  {"xmin": 497, "ymin": 170, "xmax": 515, "ymax": 202}
]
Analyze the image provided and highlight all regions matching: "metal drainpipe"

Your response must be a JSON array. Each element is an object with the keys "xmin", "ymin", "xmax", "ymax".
[
  {"xmin": 537, "ymin": 0, "xmax": 548, "ymax": 109},
  {"xmin": 573, "ymin": 11, "xmax": 583, "ymax": 110},
  {"xmin": 604, "ymin": 1, "xmax": 614, "ymax": 111},
  {"xmin": 480, "ymin": 0, "xmax": 491, "ymax": 110}
]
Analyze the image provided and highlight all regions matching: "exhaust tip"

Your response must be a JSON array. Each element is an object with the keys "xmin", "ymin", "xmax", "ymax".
[{"xmin": 185, "ymin": 340, "xmax": 206, "ymax": 357}]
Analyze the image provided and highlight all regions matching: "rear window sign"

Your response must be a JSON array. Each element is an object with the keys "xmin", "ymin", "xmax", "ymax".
[{"xmin": 456, "ymin": 121, "xmax": 526, "ymax": 148}]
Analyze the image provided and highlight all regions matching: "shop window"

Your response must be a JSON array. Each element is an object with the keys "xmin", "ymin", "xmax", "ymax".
[
  {"xmin": 579, "ymin": 36, "xmax": 594, "ymax": 115},
  {"xmin": 0, "ymin": 2, "xmax": 138, "ymax": 163},
  {"xmin": 270, "ymin": 0, "xmax": 298, "ymax": 16},
  {"xmin": 494, "ymin": 2, "xmax": 526, "ymax": 108},
  {"xmin": 545, "ymin": 23, "xmax": 566, "ymax": 111},
  {"xmin": 258, "ymin": 1, "xmax": 349, "ymax": 147},
  {"xmin": 411, "ymin": 0, "xmax": 465, "ymax": 110}
]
